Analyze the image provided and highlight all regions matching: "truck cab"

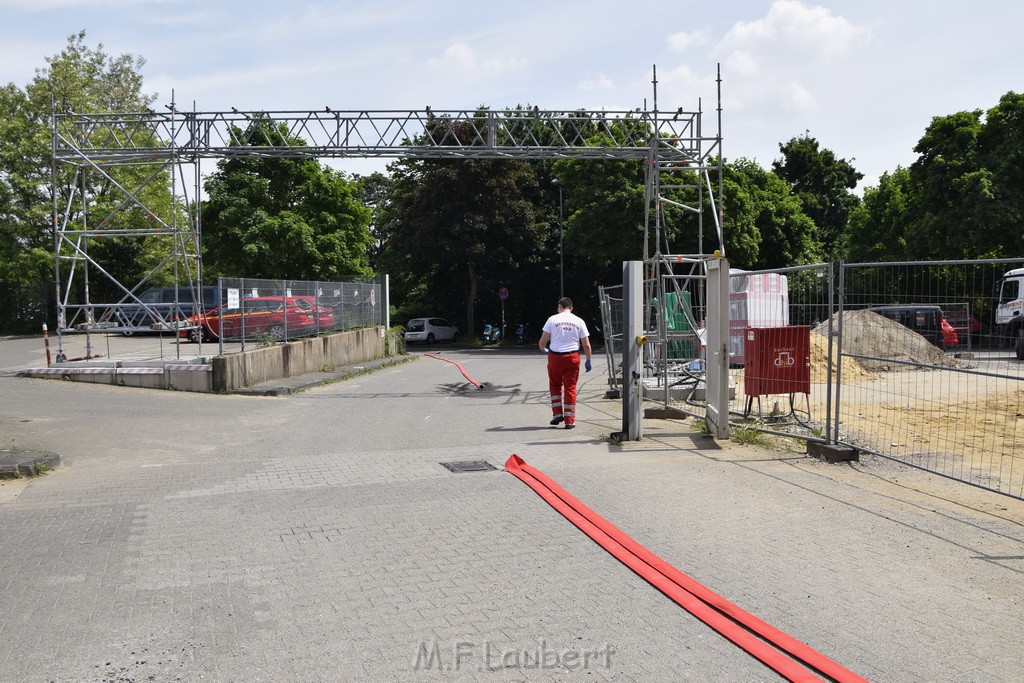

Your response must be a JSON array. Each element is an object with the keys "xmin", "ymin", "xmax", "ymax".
[{"xmin": 995, "ymin": 268, "xmax": 1024, "ymax": 358}]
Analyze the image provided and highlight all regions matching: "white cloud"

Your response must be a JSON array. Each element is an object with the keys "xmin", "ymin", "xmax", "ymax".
[
  {"xmin": 718, "ymin": 0, "xmax": 869, "ymax": 67},
  {"xmin": 668, "ymin": 29, "xmax": 710, "ymax": 51},
  {"xmin": 427, "ymin": 42, "xmax": 522, "ymax": 78},
  {"xmin": 783, "ymin": 81, "xmax": 817, "ymax": 113},
  {"xmin": 579, "ymin": 73, "xmax": 614, "ymax": 91},
  {"xmin": 694, "ymin": 1, "xmax": 871, "ymax": 121}
]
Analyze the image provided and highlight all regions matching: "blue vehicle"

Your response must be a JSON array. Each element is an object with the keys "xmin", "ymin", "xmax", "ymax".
[{"xmin": 483, "ymin": 322, "xmax": 502, "ymax": 344}]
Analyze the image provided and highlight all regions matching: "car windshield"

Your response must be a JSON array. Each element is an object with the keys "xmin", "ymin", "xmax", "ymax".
[
  {"xmin": 407, "ymin": 320, "xmax": 425, "ymax": 332},
  {"xmin": 292, "ymin": 299, "xmax": 313, "ymax": 310}
]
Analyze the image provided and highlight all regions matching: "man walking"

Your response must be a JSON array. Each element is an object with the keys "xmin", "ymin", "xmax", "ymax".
[{"xmin": 538, "ymin": 297, "xmax": 593, "ymax": 429}]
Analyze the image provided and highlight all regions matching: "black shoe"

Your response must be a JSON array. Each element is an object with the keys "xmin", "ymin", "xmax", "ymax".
[
  {"xmin": 564, "ymin": 424, "xmax": 575, "ymax": 430},
  {"xmin": 550, "ymin": 416, "xmax": 564, "ymax": 426}
]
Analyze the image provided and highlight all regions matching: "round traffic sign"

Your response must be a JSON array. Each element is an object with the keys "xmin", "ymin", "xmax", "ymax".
[{"xmin": 498, "ymin": 287, "xmax": 509, "ymax": 300}]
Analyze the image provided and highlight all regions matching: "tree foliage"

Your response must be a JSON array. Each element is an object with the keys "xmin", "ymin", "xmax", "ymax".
[
  {"xmin": 380, "ymin": 113, "xmax": 544, "ymax": 334},
  {"xmin": 773, "ymin": 134, "xmax": 862, "ymax": 261},
  {"xmin": 201, "ymin": 119, "xmax": 372, "ymax": 281},
  {"xmin": 0, "ymin": 31, "xmax": 160, "ymax": 331},
  {"xmin": 722, "ymin": 158, "xmax": 821, "ymax": 269},
  {"xmin": 848, "ymin": 91, "xmax": 1024, "ymax": 261},
  {"xmin": 5, "ymin": 34, "xmax": 1023, "ymax": 337},
  {"xmin": 844, "ymin": 168, "xmax": 912, "ymax": 262}
]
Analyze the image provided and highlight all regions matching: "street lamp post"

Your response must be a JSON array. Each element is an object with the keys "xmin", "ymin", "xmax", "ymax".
[{"xmin": 551, "ymin": 178, "xmax": 563, "ymax": 298}]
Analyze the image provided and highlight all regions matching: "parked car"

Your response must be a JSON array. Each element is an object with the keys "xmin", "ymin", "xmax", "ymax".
[
  {"xmin": 290, "ymin": 296, "xmax": 337, "ymax": 329},
  {"xmin": 181, "ymin": 296, "xmax": 335, "ymax": 343},
  {"xmin": 868, "ymin": 305, "xmax": 958, "ymax": 350},
  {"xmin": 404, "ymin": 317, "xmax": 459, "ymax": 344},
  {"xmin": 940, "ymin": 316, "xmax": 959, "ymax": 349},
  {"xmin": 943, "ymin": 311, "xmax": 981, "ymax": 346},
  {"xmin": 104, "ymin": 285, "xmax": 220, "ymax": 334}
]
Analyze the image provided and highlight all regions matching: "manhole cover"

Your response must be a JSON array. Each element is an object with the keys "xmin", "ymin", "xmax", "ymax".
[{"xmin": 440, "ymin": 460, "xmax": 497, "ymax": 473}]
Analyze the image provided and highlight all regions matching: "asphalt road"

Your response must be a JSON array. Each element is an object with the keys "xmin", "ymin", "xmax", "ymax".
[{"xmin": 2, "ymin": 338, "xmax": 1024, "ymax": 681}]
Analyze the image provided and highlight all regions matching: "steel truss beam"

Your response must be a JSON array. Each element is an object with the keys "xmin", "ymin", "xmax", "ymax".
[
  {"xmin": 53, "ymin": 108, "xmax": 715, "ymax": 163},
  {"xmin": 50, "ymin": 100, "xmax": 724, "ymax": 365}
]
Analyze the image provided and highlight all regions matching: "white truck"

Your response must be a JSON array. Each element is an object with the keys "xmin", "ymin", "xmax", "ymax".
[{"xmin": 995, "ymin": 267, "xmax": 1024, "ymax": 359}]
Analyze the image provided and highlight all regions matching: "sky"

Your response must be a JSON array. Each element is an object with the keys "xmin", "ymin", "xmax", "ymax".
[{"xmin": 1, "ymin": 0, "xmax": 1022, "ymax": 189}]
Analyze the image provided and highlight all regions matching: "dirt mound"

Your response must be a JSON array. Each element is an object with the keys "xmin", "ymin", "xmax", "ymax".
[
  {"xmin": 809, "ymin": 331, "xmax": 870, "ymax": 382},
  {"xmin": 813, "ymin": 310, "xmax": 960, "ymax": 372}
]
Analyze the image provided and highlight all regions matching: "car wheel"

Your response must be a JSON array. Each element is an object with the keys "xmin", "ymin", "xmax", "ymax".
[
  {"xmin": 426, "ymin": 332, "xmax": 435, "ymax": 343},
  {"xmin": 188, "ymin": 327, "xmax": 203, "ymax": 344},
  {"xmin": 268, "ymin": 324, "xmax": 285, "ymax": 341}
]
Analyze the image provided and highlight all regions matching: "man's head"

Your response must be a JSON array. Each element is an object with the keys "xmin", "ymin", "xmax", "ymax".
[{"xmin": 557, "ymin": 297, "xmax": 573, "ymax": 311}]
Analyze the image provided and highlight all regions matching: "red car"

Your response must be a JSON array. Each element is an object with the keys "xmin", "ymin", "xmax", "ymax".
[
  {"xmin": 944, "ymin": 311, "xmax": 981, "ymax": 346},
  {"xmin": 181, "ymin": 296, "xmax": 336, "ymax": 343},
  {"xmin": 939, "ymin": 316, "xmax": 959, "ymax": 349}
]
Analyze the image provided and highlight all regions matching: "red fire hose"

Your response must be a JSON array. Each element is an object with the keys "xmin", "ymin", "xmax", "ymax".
[
  {"xmin": 425, "ymin": 352, "xmax": 481, "ymax": 388},
  {"xmin": 505, "ymin": 455, "xmax": 868, "ymax": 683}
]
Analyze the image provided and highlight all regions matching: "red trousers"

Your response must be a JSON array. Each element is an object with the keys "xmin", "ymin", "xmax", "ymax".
[{"xmin": 547, "ymin": 351, "xmax": 580, "ymax": 425}]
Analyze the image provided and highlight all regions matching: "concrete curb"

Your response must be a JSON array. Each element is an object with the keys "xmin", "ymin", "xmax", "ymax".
[
  {"xmin": 232, "ymin": 356, "xmax": 415, "ymax": 396},
  {"xmin": 0, "ymin": 450, "xmax": 62, "ymax": 479}
]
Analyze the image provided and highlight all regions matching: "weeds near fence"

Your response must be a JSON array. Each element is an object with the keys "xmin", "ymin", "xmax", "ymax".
[
  {"xmin": 252, "ymin": 331, "xmax": 277, "ymax": 348},
  {"xmin": 731, "ymin": 425, "xmax": 772, "ymax": 446},
  {"xmin": 385, "ymin": 326, "xmax": 407, "ymax": 356}
]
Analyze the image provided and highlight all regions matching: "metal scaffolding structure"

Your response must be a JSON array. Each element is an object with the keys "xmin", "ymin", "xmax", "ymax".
[{"xmin": 49, "ymin": 79, "xmax": 724, "ymax": 371}]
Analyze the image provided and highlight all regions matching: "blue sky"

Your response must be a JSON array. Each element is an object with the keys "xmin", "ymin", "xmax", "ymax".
[{"xmin": 1, "ymin": 0, "xmax": 1021, "ymax": 188}]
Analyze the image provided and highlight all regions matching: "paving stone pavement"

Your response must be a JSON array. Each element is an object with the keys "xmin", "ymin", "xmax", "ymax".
[{"xmin": 1, "ymin": 346, "xmax": 1023, "ymax": 682}]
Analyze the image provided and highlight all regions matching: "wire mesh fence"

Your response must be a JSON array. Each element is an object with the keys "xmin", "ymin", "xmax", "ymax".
[
  {"xmin": 597, "ymin": 285, "xmax": 624, "ymax": 392},
  {"xmin": 601, "ymin": 258, "xmax": 1024, "ymax": 500},
  {"xmin": 724, "ymin": 264, "xmax": 835, "ymax": 441},
  {"xmin": 835, "ymin": 260, "xmax": 1024, "ymax": 498},
  {"xmin": 191, "ymin": 277, "xmax": 384, "ymax": 352}
]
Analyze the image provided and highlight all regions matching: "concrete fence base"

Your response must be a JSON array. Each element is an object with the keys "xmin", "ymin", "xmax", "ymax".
[
  {"xmin": 211, "ymin": 327, "xmax": 386, "ymax": 392},
  {"xmin": 21, "ymin": 327, "xmax": 387, "ymax": 394}
]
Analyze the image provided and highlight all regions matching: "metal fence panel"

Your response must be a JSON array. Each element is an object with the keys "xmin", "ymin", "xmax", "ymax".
[
  {"xmin": 836, "ymin": 260, "xmax": 1024, "ymax": 499},
  {"xmin": 724, "ymin": 264, "xmax": 836, "ymax": 441},
  {"xmin": 597, "ymin": 285, "xmax": 624, "ymax": 391},
  {"xmin": 185, "ymin": 277, "xmax": 385, "ymax": 354}
]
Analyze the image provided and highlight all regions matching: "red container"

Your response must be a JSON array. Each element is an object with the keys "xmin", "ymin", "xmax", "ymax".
[{"xmin": 743, "ymin": 326, "xmax": 811, "ymax": 397}]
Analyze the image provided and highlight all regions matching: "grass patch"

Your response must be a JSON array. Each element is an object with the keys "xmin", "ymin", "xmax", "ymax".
[{"xmin": 731, "ymin": 424, "xmax": 772, "ymax": 446}]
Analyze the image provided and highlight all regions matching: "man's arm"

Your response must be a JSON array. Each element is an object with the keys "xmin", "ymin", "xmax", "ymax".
[
  {"xmin": 582, "ymin": 336, "xmax": 592, "ymax": 361},
  {"xmin": 538, "ymin": 331, "xmax": 551, "ymax": 352}
]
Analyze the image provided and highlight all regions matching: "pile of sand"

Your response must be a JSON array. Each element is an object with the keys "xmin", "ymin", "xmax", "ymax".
[
  {"xmin": 809, "ymin": 331, "xmax": 870, "ymax": 382},
  {"xmin": 812, "ymin": 309, "xmax": 961, "ymax": 372}
]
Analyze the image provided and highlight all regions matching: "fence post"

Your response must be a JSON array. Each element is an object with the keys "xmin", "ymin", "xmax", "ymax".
[
  {"xmin": 383, "ymin": 274, "xmax": 390, "ymax": 330},
  {"xmin": 218, "ymin": 276, "xmax": 224, "ymax": 357},
  {"xmin": 705, "ymin": 255, "xmax": 731, "ymax": 439},
  {"xmin": 240, "ymin": 277, "xmax": 246, "ymax": 353},
  {"xmin": 622, "ymin": 260, "xmax": 644, "ymax": 440}
]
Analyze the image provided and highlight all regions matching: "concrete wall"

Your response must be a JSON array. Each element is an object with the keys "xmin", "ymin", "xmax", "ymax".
[
  {"xmin": 23, "ymin": 327, "xmax": 387, "ymax": 394},
  {"xmin": 212, "ymin": 327, "xmax": 385, "ymax": 392}
]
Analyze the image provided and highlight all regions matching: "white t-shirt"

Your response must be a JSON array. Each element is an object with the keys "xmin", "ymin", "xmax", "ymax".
[{"xmin": 543, "ymin": 311, "xmax": 590, "ymax": 352}]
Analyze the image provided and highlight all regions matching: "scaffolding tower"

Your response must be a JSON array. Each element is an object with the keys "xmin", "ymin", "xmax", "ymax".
[{"xmin": 50, "ymin": 79, "xmax": 724, "ymax": 362}]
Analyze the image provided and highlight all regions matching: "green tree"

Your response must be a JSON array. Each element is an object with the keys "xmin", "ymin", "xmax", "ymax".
[
  {"xmin": 201, "ymin": 119, "xmax": 373, "ymax": 281},
  {"xmin": 977, "ymin": 92, "xmax": 1024, "ymax": 256},
  {"xmin": 772, "ymin": 135, "xmax": 862, "ymax": 260},
  {"xmin": 0, "ymin": 31, "xmax": 160, "ymax": 332},
  {"xmin": 844, "ymin": 168, "xmax": 912, "ymax": 262},
  {"xmin": 720, "ymin": 158, "xmax": 820, "ymax": 269},
  {"xmin": 378, "ymin": 111, "xmax": 547, "ymax": 334},
  {"xmin": 905, "ymin": 109, "xmax": 990, "ymax": 258}
]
